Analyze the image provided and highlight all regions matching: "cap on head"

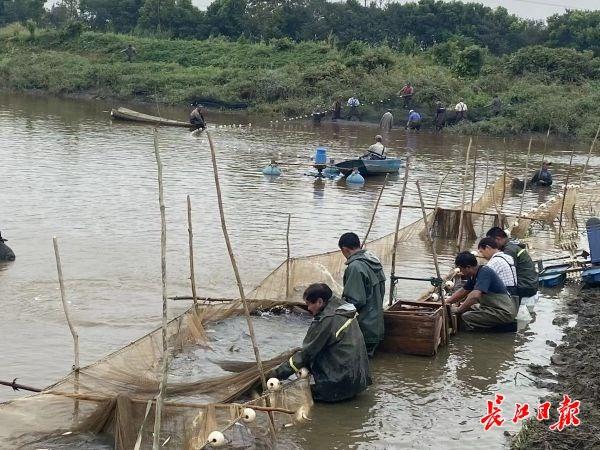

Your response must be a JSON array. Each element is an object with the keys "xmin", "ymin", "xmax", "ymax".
[{"xmin": 409, "ymin": 109, "xmax": 415, "ymax": 113}]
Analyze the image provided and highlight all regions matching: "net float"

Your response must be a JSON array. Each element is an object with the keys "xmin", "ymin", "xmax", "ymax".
[
  {"xmin": 207, "ymin": 430, "xmax": 225, "ymax": 447},
  {"xmin": 267, "ymin": 378, "xmax": 281, "ymax": 391},
  {"xmin": 242, "ymin": 408, "xmax": 256, "ymax": 423}
]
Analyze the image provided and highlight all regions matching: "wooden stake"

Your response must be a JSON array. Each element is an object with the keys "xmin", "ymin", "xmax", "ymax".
[
  {"xmin": 187, "ymin": 195, "xmax": 198, "ymax": 306},
  {"xmin": 469, "ymin": 145, "xmax": 478, "ymax": 212},
  {"xmin": 152, "ymin": 129, "xmax": 169, "ymax": 450},
  {"xmin": 456, "ymin": 138, "xmax": 472, "ymax": 251},
  {"xmin": 500, "ymin": 140, "xmax": 507, "ymax": 207},
  {"xmin": 537, "ymin": 125, "xmax": 552, "ymax": 176},
  {"xmin": 285, "ymin": 213, "xmax": 291, "ymax": 299},
  {"xmin": 206, "ymin": 131, "xmax": 276, "ymax": 438},
  {"xmin": 518, "ymin": 138, "xmax": 533, "ymax": 218},
  {"xmin": 558, "ymin": 147, "xmax": 576, "ymax": 239},
  {"xmin": 578, "ymin": 124, "xmax": 600, "ymax": 185},
  {"xmin": 52, "ymin": 237, "xmax": 80, "ymax": 372},
  {"xmin": 362, "ymin": 174, "xmax": 388, "ymax": 247},
  {"xmin": 389, "ymin": 158, "xmax": 410, "ymax": 306},
  {"xmin": 416, "ymin": 181, "xmax": 449, "ymax": 345}
]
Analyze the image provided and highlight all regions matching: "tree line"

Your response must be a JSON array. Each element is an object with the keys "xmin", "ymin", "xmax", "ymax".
[{"xmin": 1, "ymin": 0, "xmax": 599, "ymax": 56}]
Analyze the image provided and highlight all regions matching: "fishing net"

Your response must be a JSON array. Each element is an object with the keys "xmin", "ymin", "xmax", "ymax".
[
  {"xmin": 0, "ymin": 299, "xmax": 313, "ymax": 449},
  {"xmin": 0, "ymin": 174, "xmax": 515, "ymax": 449}
]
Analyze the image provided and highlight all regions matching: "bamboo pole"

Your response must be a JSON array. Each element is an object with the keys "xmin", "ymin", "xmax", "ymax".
[
  {"xmin": 52, "ymin": 237, "xmax": 80, "ymax": 372},
  {"xmin": 389, "ymin": 158, "xmax": 410, "ymax": 306},
  {"xmin": 518, "ymin": 137, "xmax": 533, "ymax": 219},
  {"xmin": 501, "ymin": 139, "xmax": 507, "ymax": 207},
  {"xmin": 469, "ymin": 145, "xmax": 478, "ymax": 212},
  {"xmin": 578, "ymin": 124, "xmax": 600, "ymax": 186},
  {"xmin": 285, "ymin": 213, "xmax": 291, "ymax": 299},
  {"xmin": 430, "ymin": 169, "xmax": 452, "ymax": 235},
  {"xmin": 558, "ymin": 147, "xmax": 576, "ymax": 239},
  {"xmin": 362, "ymin": 174, "xmax": 388, "ymax": 247},
  {"xmin": 206, "ymin": 131, "xmax": 276, "ymax": 438},
  {"xmin": 152, "ymin": 129, "xmax": 169, "ymax": 450},
  {"xmin": 187, "ymin": 195, "xmax": 198, "ymax": 306},
  {"xmin": 537, "ymin": 125, "xmax": 552, "ymax": 176},
  {"xmin": 456, "ymin": 138, "xmax": 472, "ymax": 251},
  {"xmin": 416, "ymin": 180, "xmax": 449, "ymax": 345}
]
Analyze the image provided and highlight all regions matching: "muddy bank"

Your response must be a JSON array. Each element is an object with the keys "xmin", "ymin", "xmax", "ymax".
[{"xmin": 512, "ymin": 288, "xmax": 600, "ymax": 449}]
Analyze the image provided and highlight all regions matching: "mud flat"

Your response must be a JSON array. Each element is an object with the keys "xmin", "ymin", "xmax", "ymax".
[{"xmin": 513, "ymin": 288, "xmax": 600, "ymax": 449}]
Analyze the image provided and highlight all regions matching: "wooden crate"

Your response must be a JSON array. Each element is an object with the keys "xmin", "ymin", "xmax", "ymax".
[{"xmin": 380, "ymin": 300, "xmax": 444, "ymax": 356}]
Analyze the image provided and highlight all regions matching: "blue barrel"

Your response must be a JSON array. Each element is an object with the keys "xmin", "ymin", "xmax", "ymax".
[
  {"xmin": 315, "ymin": 147, "xmax": 327, "ymax": 165},
  {"xmin": 587, "ymin": 218, "xmax": 600, "ymax": 263}
]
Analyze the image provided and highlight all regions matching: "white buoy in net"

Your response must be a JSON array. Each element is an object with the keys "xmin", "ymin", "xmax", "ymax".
[
  {"xmin": 512, "ymin": 221, "xmax": 519, "ymax": 228},
  {"xmin": 298, "ymin": 367, "xmax": 310, "ymax": 379},
  {"xmin": 454, "ymin": 267, "xmax": 461, "ymax": 275},
  {"xmin": 267, "ymin": 378, "xmax": 281, "ymax": 391},
  {"xmin": 445, "ymin": 280, "xmax": 455, "ymax": 290},
  {"xmin": 471, "ymin": 250, "xmax": 479, "ymax": 256},
  {"xmin": 431, "ymin": 292, "xmax": 439, "ymax": 301},
  {"xmin": 503, "ymin": 228, "xmax": 511, "ymax": 237},
  {"xmin": 242, "ymin": 408, "xmax": 256, "ymax": 423},
  {"xmin": 207, "ymin": 431, "xmax": 225, "ymax": 447}
]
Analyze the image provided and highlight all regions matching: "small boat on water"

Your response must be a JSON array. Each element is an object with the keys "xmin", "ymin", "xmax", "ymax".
[
  {"xmin": 110, "ymin": 107, "xmax": 192, "ymax": 128},
  {"xmin": 335, "ymin": 158, "xmax": 403, "ymax": 177}
]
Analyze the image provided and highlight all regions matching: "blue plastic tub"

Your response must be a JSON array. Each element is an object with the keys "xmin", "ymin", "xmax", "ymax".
[{"xmin": 315, "ymin": 148, "xmax": 327, "ymax": 165}]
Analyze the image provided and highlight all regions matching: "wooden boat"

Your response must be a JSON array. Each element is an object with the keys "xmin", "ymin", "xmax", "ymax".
[
  {"xmin": 380, "ymin": 300, "xmax": 444, "ymax": 356},
  {"xmin": 335, "ymin": 157, "xmax": 403, "ymax": 177},
  {"xmin": 110, "ymin": 107, "xmax": 192, "ymax": 128}
]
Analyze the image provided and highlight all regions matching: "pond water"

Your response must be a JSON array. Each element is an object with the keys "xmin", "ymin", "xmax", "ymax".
[{"xmin": 0, "ymin": 92, "xmax": 596, "ymax": 448}]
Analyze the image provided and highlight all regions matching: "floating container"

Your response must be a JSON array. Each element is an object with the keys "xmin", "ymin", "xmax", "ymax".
[
  {"xmin": 314, "ymin": 147, "xmax": 327, "ymax": 165},
  {"xmin": 262, "ymin": 165, "xmax": 281, "ymax": 176},
  {"xmin": 346, "ymin": 171, "xmax": 365, "ymax": 184},
  {"xmin": 587, "ymin": 218, "xmax": 600, "ymax": 264},
  {"xmin": 380, "ymin": 301, "xmax": 444, "ymax": 356},
  {"xmin": 323, "ymin": 167, "xmax": 340, "ymax": 177}
]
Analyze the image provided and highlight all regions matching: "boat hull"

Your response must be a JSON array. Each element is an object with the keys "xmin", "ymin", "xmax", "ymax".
[
  {"xmin": 539, "ymin": 263, "xmax": 571, "ymax": 288},
  {"xmin": 335, "ymin": 158, "xmax": 402, "ymax": 176},
  {"xmin": 110, "ymin": 107, "xmax": 192, "ymax": 128},
  {"xmin": 582, "ymin": 267, "xmax": 600, "ymax": 287}
]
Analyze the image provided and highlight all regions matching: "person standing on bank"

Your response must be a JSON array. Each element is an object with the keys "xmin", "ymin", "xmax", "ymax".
[
  {"xmin": 339, "ymin": 232, "xmax": 386, "ymax": 357},
  {"xmin": 446, "ymin": 251, "xmax": 517, "ymax": 331},
  {"xmin": 435, "ymin": 101, "xmax": 446, "ymax": 131},
  {"xmin": 120, "ymin": 44, "xmax": 137, "ymax": 62},
  {"xmin": 486, "ymin": 227, "xmax": 539, "ymax": 303},
  {"xmin": 455, "ymin": 98, "xmax": 468, "ymax": 121},
  {"xmin": 331, "ymin": 96, "xmax": 343, "ymax": 121},
  {"xmin": 347, "ymin": 95, "xmax": 361, "ymax": 121},
  {"xmin": 271, "ymin": 283, "xmax": 371, "ymax": 402}
]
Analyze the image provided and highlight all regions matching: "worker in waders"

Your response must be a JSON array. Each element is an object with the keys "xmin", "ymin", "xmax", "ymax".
[
  {"xmin": 446, "ymin": 251, "xmax": 517, "ymax": 331},
  {"xmin": 0, "ymin": 232, "xmax": 15, "ymax": 261},
  {"xmin": 486, "ymin": 227, "xmax": 539, "ymax": 306},
  {"xmin": 339, "ymin": 232, "xmax": 386, "ymax": 357},
  {"xmin": 271, "ymin": 283, "xmax": 371, "ymax": 402},
  {"xmin": 379, "ymin": 109, "xmax": 393, "ymax": 131},
  {"xmin": 189, "ymin": 104, "xmax": 206, "ymax": 130}
]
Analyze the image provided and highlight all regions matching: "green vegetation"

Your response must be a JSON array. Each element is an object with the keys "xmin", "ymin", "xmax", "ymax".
[
  {"xmin": 1, "ymin": 26, "xmax": 599, "ymax": 138},
  {"xmin": 0, "ymin": 0, "xmax": 599, "ymax": 137}
]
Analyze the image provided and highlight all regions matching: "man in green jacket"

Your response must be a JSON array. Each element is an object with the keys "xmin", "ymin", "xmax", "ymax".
[
  {"xmin": 272, "ymin": 283, "xmax": 371, "ymax": 402},
  {"xmin": 338, "ymin": 232, "xmax": 386, "ymax": 357},
  {"xmin": 486, "ymin": 227, "xmax": 538, "ymax": 300}
]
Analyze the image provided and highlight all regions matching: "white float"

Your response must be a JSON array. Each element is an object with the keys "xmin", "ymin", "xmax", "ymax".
[{"xmin": 207, "ymin": 430, "xmax": 225, "ymax": 447}]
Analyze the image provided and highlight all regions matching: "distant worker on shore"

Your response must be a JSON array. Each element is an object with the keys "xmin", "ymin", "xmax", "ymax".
[
  {"xmin": 347, "ymin": 94, "xmax": 361, "ymax": 121},
  {"xmin": 379, "ymin": 109, "xmax": 393, "ymax": 131},
  {"xmin": 406, "ymin": 109, "xmax": 422, "ymax": 130},
  {"xmin": 189, "ymin": 104, "xmax": 206, "ymax": 130},
  {"xmin": 270, "ymin": 283, "xmax": 371, "ymax": 402},
  {"xmin": 339, "ymin": 232, "xmax": 386, "ymax": 357},
  {"xmin": 486, "ymin": 227, "xmax": 539, "ymax": 305},
  {"xmin": 530, "ymin": 161, "xmax": 553, "ymax": 186},
  {"xmin": 487, "ymin": 94, "xmax": 502, "ymax": 116},
  {"xmin": 435, "ymin": 101, "xmax": 446, "ymax": 131},
  {"xmin": 446, "ymin": 251, "xmax": 517, "ymax": 331},
  {"xmin": 398, "ymin": 82, "xmax": 414, "ymax": 108},
  {"xmin": 312, "ymin": 105, "xmax": 326, "ymax": 124},
  {"xmin": 331, "ymin": 96, "xmax": 342, "ymax": 121},
  {"xmin": 120, "ymin": 44, "xmax": 137, "ymax": 62},
  {"xmin": 0, "ymin": 232, "xmax": 15, "ymax": 261},
  {"xmin": 363, "ymin": 135, "xmax": 386, "ymax": 160},
  {"xmin": 455, "ymin": 98, "xmax": 468, "ymax": 121}
]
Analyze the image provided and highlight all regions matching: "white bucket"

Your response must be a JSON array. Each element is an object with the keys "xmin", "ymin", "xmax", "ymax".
[{"xmin": 521, "ymin": 292, "xmax": 539, "ymax": 314}]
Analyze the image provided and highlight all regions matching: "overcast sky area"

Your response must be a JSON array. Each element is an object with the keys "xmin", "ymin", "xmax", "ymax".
[{"xmin": 188, "ymin": 0, "xmax": 598, "ymax": 20}]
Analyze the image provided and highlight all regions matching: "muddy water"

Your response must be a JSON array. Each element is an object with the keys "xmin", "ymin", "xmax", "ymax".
[{"xmin": 0, "ymin": 93, "xmax": 597, "ymax": 448}]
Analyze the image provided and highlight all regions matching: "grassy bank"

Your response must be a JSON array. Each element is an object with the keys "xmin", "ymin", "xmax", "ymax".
[{"xmin": 1, "ymin": 24, "xmax": 599, "ymax": 138}]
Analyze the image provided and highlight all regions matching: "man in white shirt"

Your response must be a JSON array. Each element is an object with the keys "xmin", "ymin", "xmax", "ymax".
[
  {"xmin": 477, "ymin": 237, "xmax": 518, "ymax": 297},
  {"xmin": 455, "ymin": 98, "xmax": 468, "ymax": 121},
  {"xmin": 363, "ymin": 135, "xmax": 386, "ymax": 160},
  {"xmin": 347, "ymin": 94, "xmax": 361, "ymax": 121}
]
